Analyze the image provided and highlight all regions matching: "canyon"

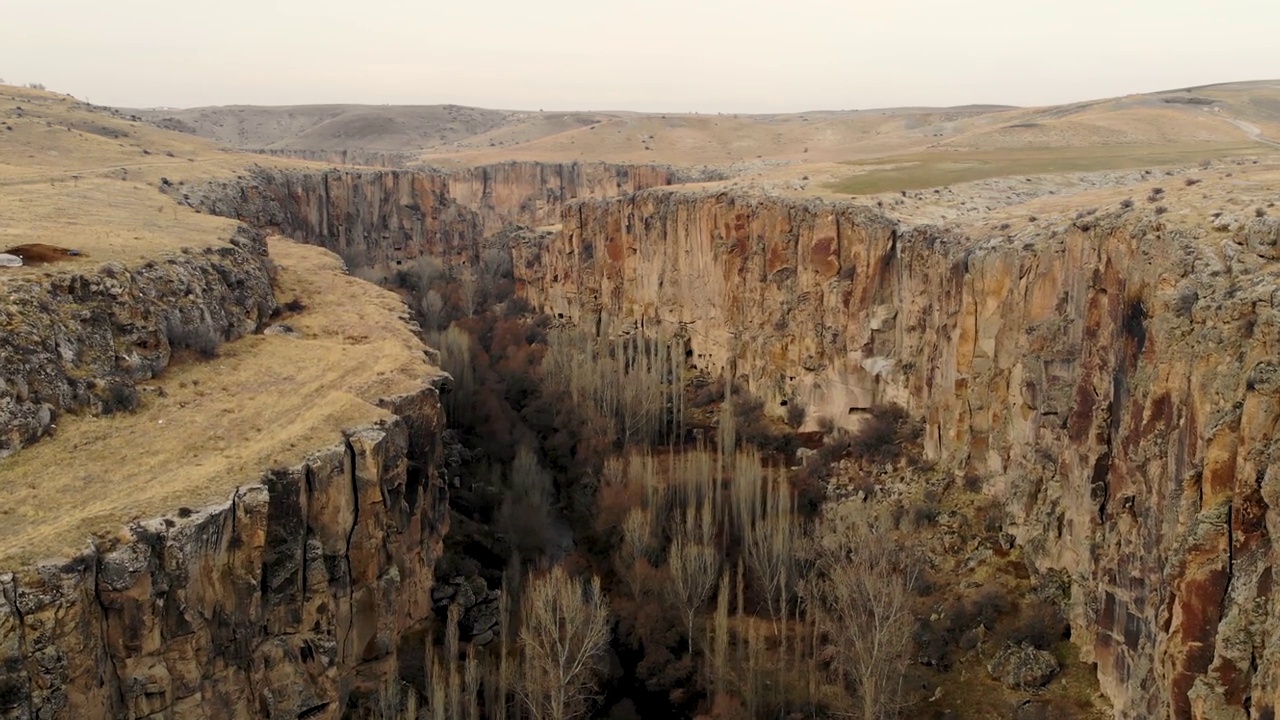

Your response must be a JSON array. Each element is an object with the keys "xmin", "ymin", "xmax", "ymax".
[
  {"xmin": 198, "ymin": 162, "xmax": 1280, "ymax": 719},
  {"xmin": 3, "ymin": 80, "xmax": 1280, "ymax": 718}
]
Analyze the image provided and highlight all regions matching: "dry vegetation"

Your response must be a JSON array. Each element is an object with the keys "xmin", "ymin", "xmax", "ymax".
[
  {"xmin": 0, "ymin": 239, "xmax": 434, "ymax": 565},
  {"xmin": 0, "ymin": 83, "xmax": 320, "ymax": 268},
  {"xmin": 372, "ymin": 244, "xmax": 1109, "ymax": 719}
]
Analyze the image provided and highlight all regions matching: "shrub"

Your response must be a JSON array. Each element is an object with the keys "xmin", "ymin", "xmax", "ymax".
[
  {"xmin": 165, "ymin": 319, "xmax": 220, "ymax": 359},
  {"xmin": 1000, "ymin": 600, "xmax": 1068, "ymax": 650},
  {"xmin": 281, "ymin": 297, "xmax": 306, "ymax": 313},
  {"xmin": 99, "ymin": 383, "xmax": 139, "ymax": 415},
  {"xmin": 689, "ymin": 375, "xmax": 725, "ymax": 408},
  {"xmin": 848, "ymin": 403, "xmax": 922, "ymax": 462},
  {"xmin": 1119, "ymin": 198, "xmax": 1134, "ymax": 209},
  {"xmin": 1154, "ymin": 205, "xmax": 1168, "ymax": 216},
  {"xmin": 734, "ymin": 394, "xmax": 798, "ymax": 455},
  {"xmin": 784, "ymin": 400, "xmax": 806, "ymax": 429},
  {"xmin": 1185, "ymin": 177, "xmax": 1202, "ymax": 187},
  {"xmin": 910, "ymin": 501, "xmax": 940, "ymax": 528}
]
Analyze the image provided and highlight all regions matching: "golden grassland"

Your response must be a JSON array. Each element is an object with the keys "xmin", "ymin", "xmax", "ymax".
[
  {"xmin": 0, "ymin": 239, "xmax": 435, "ymax": 566},
  {"xmin": 828, "ymin": 142, "xmax": 1266, "ymax": 194},
  {"xmin": 0, "ymin": 83, "xmax": 318, "ymax": 267}
]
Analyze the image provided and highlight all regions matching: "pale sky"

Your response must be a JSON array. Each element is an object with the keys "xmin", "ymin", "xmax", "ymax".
[{"xmin": 2, "ymin": 0, "xmax": 1276, "ymax": 113}]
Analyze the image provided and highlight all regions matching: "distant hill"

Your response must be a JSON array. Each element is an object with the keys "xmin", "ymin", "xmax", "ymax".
[{"xmin": 125, "ymin": 80, "xmax": 1280, "ymax": 179}]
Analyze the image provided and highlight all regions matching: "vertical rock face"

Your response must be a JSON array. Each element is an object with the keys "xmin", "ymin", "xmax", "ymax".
[
  {"xmin": 519, "ymin": 189, "xmax": 1280, "ymax": 720},
  {"xmin": 197, "ymin": 167, "xmax": 1280, "ymax": 718},
  {"xmin": 197, "ymin": 162, "xmax": 684, "ymax": 270},
  {"xmin": 0, "ymin": 385, "xmax": 450, "ymax": 719},
  {"xmin": 0, "ymin": 228, "xmax": 276, "ymax": 459}
]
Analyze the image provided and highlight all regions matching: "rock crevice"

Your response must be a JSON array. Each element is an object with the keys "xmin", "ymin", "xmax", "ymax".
[{"xmin": 0, "ymin": 383, "xmax": 449, "ymax": 719}]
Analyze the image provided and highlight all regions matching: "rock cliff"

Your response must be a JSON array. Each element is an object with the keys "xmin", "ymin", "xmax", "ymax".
[
  {"xmin": 192, "ymin": 166, "xmax": 1280, "ymax": 719},
  {"xmin": 525, "ymin": 189, "xmax": 1280, "ymax": 720},
  {"xmin": 0, "ymin": 227, "xmax": 276, "ymax": 459},
  {"xmin": 191, "ymin": 162, "xmax": 696, "ymax": 267},
  {"xmin": 0, "ymin": 383, "xmax": 450, "ymax": 719}
]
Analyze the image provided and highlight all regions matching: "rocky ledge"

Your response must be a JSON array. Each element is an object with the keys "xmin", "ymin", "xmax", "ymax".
[
  {"xmin": 0, "ymin": 382, "xmax": 450, "ymax": 720},
  {"xmin": 0, "ymin": 227, "xmax": 276, "ymax": 459}
]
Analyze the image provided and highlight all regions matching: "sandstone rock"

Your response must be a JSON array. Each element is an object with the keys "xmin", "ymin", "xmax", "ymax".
[
  {"xmin": 189, "ymin": 165, "xmax": 1280, "ymax": 719},
  {"xmin": 987, "ymin": 643, "xmax": 1061, "ymax": 690},
  {"xmin": 0, "ymin": 226, "xmax": 275, "ymax": 458},
  {"xmin": 0, "ymin": 385, "xmax": 449, "ymax": 718}
]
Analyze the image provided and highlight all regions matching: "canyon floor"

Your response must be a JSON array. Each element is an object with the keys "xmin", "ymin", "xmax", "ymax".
[{"xmin": 3, "ymin": 79, "xmax": 1280, "ymax": 719}]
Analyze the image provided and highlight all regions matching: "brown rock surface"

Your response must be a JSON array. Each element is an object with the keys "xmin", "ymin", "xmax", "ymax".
[
  {"xmin": 0, "ymin": 383, "xmax": 449, "ymax": 719},
  {"xmin": 0, "ymin": 226, "xmax": 275, "ymax": 459},
  {"xmin": 198, "ymin": 165, "xmax": 1280, "ymax": 719}
]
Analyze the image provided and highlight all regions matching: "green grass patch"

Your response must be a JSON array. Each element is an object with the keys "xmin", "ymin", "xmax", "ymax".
[{"xmin": 828, "ymin": 143, "xmax": 1268, "ymax": 195}]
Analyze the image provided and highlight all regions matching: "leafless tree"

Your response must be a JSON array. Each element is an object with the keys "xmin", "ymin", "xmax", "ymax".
[
  {"xmin": 745, "ymin": 471, "xmax": 799, "ymax": 631},
  {"xmin": 516, "ymin": 565, "xmax": 612, "ymax": 720},
  {"xmin": 458, "ymin": 266, "xmax": 480, "ymax": 317},
  {"xmin": 419, "ymin": 289, "xmax": 446, "ymax": 332},
  {"xmin": 432, "ymin": 325, "xmax": 474, "ymax": 420},
  {"xmin": 802, "ymin": 522, "xmax": 919, "ymax": 720},
  {"xmin": 667, "ymin": 510, "xmax": 720, "ymax": 653},
  {"xmin": 617, "ymin": 507, "xmax": 655, "ymax": 594},
  {"xmin": 497, "ymin": 442, "xmax": 555, "ymax": 559}
]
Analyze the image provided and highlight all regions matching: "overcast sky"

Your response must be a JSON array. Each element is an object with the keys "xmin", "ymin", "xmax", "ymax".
[{"xmin": 2, "ymin": 0, "xmax": 1276, "ymax": 112}]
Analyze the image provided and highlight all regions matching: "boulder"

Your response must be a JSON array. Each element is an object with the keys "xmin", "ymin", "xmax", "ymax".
[{"xmin": 987, "ymin": 642, "xmax": 1061, "ymax": 690}]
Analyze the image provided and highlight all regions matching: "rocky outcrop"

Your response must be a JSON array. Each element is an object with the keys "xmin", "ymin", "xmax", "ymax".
[
  {"xmin": 520, "ymin": 189, "xmax": 1280, "ymax": 720},
  {"xmin": 988, "ymin": 643, "xmax": 1061, "ymax": 689},
  {"xmin": 195, "ymin": 166, "xmax": 1280, "ymax": 718},
  {"xmin": 191, "ymin": 162, "xmax": 693, "ymax": 267},
  {"xmin": 0, "ymin": 227, "xmax": 276, "ymax": 458},
  {"xmin": 0, "ymin": 382, "xmax": 450, "ymax": 719}
]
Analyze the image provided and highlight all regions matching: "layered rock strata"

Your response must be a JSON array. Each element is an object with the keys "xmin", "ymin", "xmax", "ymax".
[
  {"xmin": 197, "ymin": 167, "xmax": 1280, "ymax": 719},
  {"xmin": 0, "ymin": 382, "xmax": 450, "ymax": 719},
  {"xmin": 0, "ymin": 227, "xmax": 276, "ymax": 459},
  {"xmin": 525, "ymin": 189, "xmax": 1280, "ymax": 720},
  {"xmin": 192, "ymin": 162, "xmax": 688, "ymax": 267}
]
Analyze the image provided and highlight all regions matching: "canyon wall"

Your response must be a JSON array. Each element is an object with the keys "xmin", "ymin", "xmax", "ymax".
[
  {"xmin": 195, "ymin": 162, "xmax": 689, "ymax": 269},
  {"xmin": 0, "ymin": 227, "xmax": 276, "ymax": 459},
  {"xmin": 0, "ymin": 383, "xmax": 450, "ymax": 719},
  {"xmin": 524, "ymin": 188, "xmax": 1280, "ymax": 720},
  {"xmin": 199, "ymin": 167, "xmax": 1280, "ymax": 718}
]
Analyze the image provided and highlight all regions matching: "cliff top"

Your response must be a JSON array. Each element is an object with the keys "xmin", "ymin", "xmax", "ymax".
[
  {"xmin": 0, "ymin": 238, "xmax": 437, "ymax": 566},
  {"xmin": 0, "ymin": 84, "xmax": 316, "ymax": 271}
]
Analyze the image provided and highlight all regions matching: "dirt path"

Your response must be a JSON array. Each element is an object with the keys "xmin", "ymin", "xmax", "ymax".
[{"xmin": 1223, "ymin": 116, "xmax": 1280, "ymax": 148}]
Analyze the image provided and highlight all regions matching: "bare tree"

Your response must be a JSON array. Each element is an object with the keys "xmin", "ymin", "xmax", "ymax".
[
  {"xmin": 419, "ymin": 289, "xmax": 446, "ymax": 332},
  {"xmin": 667, "ymin": 511, "xmax": 720, "ymax": 653},
  {"xmin": 617, "ymin": 507, "xmax": 655, "ymax": 595},
  {"xmin": 497, "ymin": 442, "xmax": 556, "ymax": 559},
  {"xmin": 517, "ymin": 566, "xmax": 612, "ymax": 720},
  {"xmin": 802, "ymin": 522, "xmax": 919, "ymax": 720},
  {"xmin": 433, "ymin": 325, "xmax": 474, "ymax": 421},
  {"xmin": 465, "ymin": 646, "xmax": 481, "ymax": 720},
  {"xmin": 458, "ymin": 266, "xmax": 480, "ymax": 317},
  {"xmin": 745, "ymin": 471, "xmax": 799, "ymax": 631}
]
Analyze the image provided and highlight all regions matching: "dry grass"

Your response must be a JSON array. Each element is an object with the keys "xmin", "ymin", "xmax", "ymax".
[
  {"xmin": 0, "ymin": 84, "xmax": 314, "ymax": 269},
  {"xmin": 828, "ymin": 142, "xmax": 1263, "ymax": 195},
  {"xmin": 0, "ymin": 239, "xmax": 436, "ymax": 566}
]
